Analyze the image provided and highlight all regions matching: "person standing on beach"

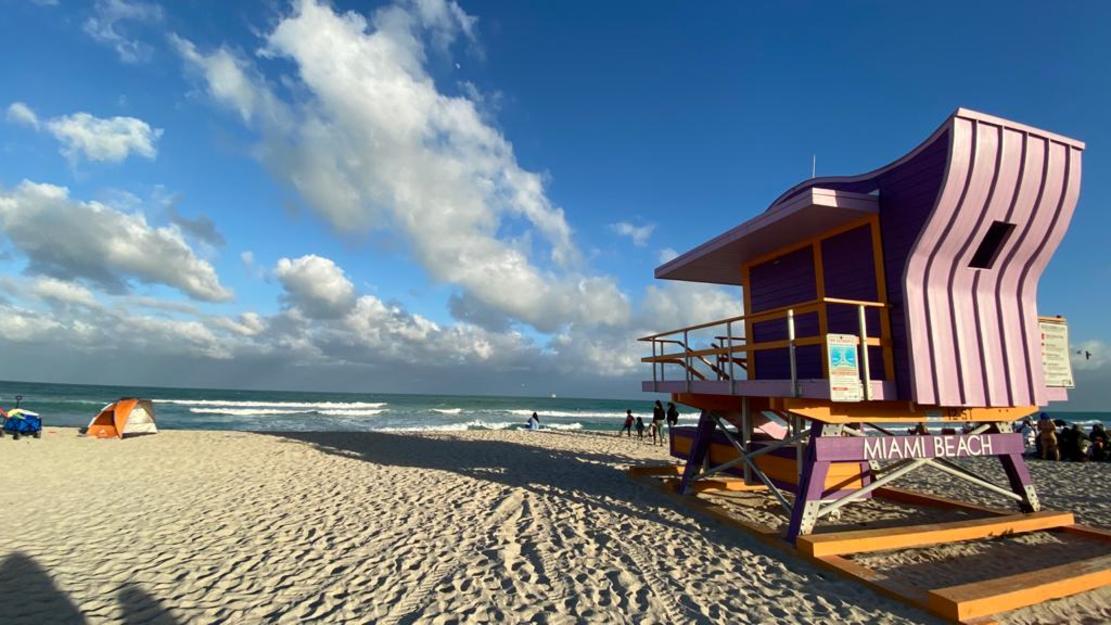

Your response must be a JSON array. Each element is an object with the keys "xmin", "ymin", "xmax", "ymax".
[
  {"xmin": 621, "ymin": 410, "xmax": 635, "ymax": 437},
  {"xmin": 635, "ymin": 416, "xmax": 646, "ymax": 440},
  {"xmin": 1037, "ymin": 413, "xmax": 1059, "ymax": 461},
  {"xmin": 666, "ymin": 402, "xmax": 679, "ymax": 429},
  {"xmin": 651, "ymin": 401, "xmax": 666, "ymax": 446}
]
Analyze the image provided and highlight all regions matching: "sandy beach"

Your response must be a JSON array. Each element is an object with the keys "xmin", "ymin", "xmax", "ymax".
[{"xmin": 1, "ymin": 427, "xmax": 1108, "ymax": 625}]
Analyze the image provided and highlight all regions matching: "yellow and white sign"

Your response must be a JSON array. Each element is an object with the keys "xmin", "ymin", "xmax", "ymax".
[{"xmin": 1039, "ymin": 317, "xmax": 1074, "ymax": 388}]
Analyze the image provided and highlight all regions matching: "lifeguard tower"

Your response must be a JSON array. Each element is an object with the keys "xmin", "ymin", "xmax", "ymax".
[{"xmin": 630, "ymin": 109, "xmax": 1108, "ymax": 623}]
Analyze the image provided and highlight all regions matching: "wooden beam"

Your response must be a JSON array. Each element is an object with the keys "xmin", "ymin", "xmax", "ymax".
[
  {"xmin": 626, "ymin": 464, "xmax": 683, "ymax": 477},
  {"xmin": 662, "ymin": 477, "xmax": 768, "ymax": 494},
  {"xmin": 926, "ymin": 554, "xmax": 1111, "ymax": 622},
  {"xmin": 782, "ymin": 400, "xmax": 1037, "ymax": 424},
  {"xmin": 797, "ymin": 511, "xmax": 1074, "ymax": 557}
]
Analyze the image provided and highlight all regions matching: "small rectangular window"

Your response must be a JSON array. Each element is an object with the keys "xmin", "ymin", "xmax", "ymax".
[{"xmin": 969, "ymin": 221, "xmax": 1016, "ymax": 269}]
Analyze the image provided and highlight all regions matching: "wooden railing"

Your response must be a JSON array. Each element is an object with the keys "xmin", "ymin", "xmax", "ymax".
[{"xmin": 639, "ymin": 297, "xmax": 889, "ymax": 398}]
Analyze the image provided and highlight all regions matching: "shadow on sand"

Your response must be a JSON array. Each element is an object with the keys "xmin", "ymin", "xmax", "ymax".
[
  {"xmin": 0, "ymin": 552, "xmax": 85, "ymax": 625},
  {"xmin": 118, "ymin": 582, "xmax": 183, "ymax": 625},
  {"xmin": 0, "ymin": 553, "xmax": 182, "ymax": 625},
  {"xmin": 262, "ymin": 430, "xmax": 944, "ymax": 624}
]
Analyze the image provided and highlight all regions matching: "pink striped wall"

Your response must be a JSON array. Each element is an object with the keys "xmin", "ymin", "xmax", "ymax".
[{"xmin": 903, "ymin": 113, "xmax": 1082, "ymax": 407}]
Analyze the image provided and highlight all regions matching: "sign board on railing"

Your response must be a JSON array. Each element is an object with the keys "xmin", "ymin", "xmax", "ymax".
[
  {"xmin": 1039, "ymin": 317, "xmax": 1074, "ymax": 388},
  {"xmin": 827, "ymin": 334, "xmax": 863, "ymax": 402}
]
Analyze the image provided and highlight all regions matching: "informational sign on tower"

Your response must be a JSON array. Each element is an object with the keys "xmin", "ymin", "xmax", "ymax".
[
  {"xmin": 1039, "ymin": 317, "xmax": 1075, "ymax": 388},
  {"xmin": 826, "ymin": 334, "xmax": 863, "ymax": 402}
]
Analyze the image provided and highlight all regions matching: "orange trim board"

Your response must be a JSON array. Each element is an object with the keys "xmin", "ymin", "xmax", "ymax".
[
  {"xmin": 926, "ymin": 554, "xmax": 1111, "ymax": 622},
  {"xmin": 797, "ymin": 511, "xmax": 1074, "ymax": 558}
]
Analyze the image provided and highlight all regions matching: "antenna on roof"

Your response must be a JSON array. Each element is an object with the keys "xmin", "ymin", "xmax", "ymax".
[{"xmin": 811, "ymin": 154, "xmax": 816, "ymax": 179}]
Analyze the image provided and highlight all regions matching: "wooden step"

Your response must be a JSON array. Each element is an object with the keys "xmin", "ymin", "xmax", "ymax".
[
  {"xmin": 927, "ymin": 553, "xmax": 1111, "ymax": 621},
  {"xmin": 626, "ymin": 464, "xmax": 683, "ymax": 477},
  {"xmin": 797, "ymin": 510, "xmax": 1074, "ymax": 557},
  {"xmin": 661, "ymin": 478, "xmax": 767, "ymax": 493}
]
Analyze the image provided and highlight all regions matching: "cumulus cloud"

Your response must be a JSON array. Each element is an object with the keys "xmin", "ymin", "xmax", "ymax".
[
  {"xmin": 84, "ymin": 0, "xmax": 164, "ymax": 63},
  {"xmin": 274, "ymin": 254, "xmax": 357, "ymax": 318},
  {"xmin": 174, "ymin": 0, "xmax": 629, "ymax": 333},
  {"xmin": 0, "ymin": 180, "xmax": 232, "ymax": 301},
  {"xmin": 6, "ymin": 102, "xmax": 162, "ymax": 164},
  {"xmin": 610, "ymin": 221, "xmax": 655, "ymax": 247},
  {"xmin": 658, "ymin": 247, "xmax": 679, "ymax": 264}
]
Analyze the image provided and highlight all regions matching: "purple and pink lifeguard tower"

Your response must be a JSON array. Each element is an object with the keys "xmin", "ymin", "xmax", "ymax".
[{"xmin": 632, "ymin": 109, "xmax": 1107, "ymax": 622}]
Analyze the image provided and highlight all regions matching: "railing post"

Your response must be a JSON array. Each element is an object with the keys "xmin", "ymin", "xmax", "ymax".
[
  {"xmin": 684, "ymin": 329, "xmax": 691, "ymax": 394},
  {"xmin": 858, "ymin": 304, "xmax": 872, "ymax": 400},
  {"xmin": 661, "ymin": 339, "xmax": 666, "ymax": 383},
  {"xmin": 726, "ymin": 320, "xmax": 735, "ymax": 394},
  {"xmin": 788, "ymin": 308, "xmax": 798, "ymax": 397},
  {"xmin": 651, "ymin": 339, "xmax": 658, "ymax": 391}
]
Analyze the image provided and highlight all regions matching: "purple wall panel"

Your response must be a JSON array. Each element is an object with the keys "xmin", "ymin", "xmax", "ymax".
[
  {"xmin": 749, "ymin": 246, "xmax": 822, "ymax": 379},
  {"xmin": 821, "ymin": 224, "xmax": 887, "ymax": 380}
]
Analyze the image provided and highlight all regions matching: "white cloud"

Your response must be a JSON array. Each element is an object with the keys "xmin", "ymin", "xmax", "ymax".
[
  {"xmin": 0, "ymin": 180, "xmax": 232, "ymax": 301},
  {"xmin": 174, "ymin": 0, "xmax": 629, "ymax": 333},
  {"xmin": 552, "ymin": 281, "xmax": 741, "ymax": 377},
  {"xmin": 84, "ymin": 0, "xmax": 164, "ymax": 64},
  {"xmin": 30, "ymin": 277, "xmax": 98, "ymax": 307},
  {"xmin": 0, "ymin": 303, "xmax": 62, "ymax": 342},
  {"xmin": 46, "ymin": 112, "xmax": 161, "ymax": 163},
  {"xmin": 212, "ymin": 312, "xmax": 267, "ymax": 337},
  {"xmin": 6, "ymin": 102, "xmax": 162, "ymax": 164},
  {"xmin": 274, "ymin": 254, "xmax": 357, "ymax": 318},
  {"xmin": 658, "ymin": 247, "xmax": 679, "ymax": 264},
  {"xmin": 6, "ymin": 102, "xmax": 39, "ymax": 129},
  {"xmin": 610, "ymin": 221, "xmax": 655, "ymax": 247}
]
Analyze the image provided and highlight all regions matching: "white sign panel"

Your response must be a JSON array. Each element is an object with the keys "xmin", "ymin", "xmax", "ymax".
[
  {"xmin": 1040, "ymin": 318, "xmax": 1074, "ymax": 388},
  {"xmin": 827, "ymin": 333, "xmax": 863, "ymax": 402}
]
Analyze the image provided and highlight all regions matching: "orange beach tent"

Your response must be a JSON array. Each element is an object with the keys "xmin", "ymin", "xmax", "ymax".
[{"xmin": 87, "ymin": 398, "xmax": 159, "ymax": 439}]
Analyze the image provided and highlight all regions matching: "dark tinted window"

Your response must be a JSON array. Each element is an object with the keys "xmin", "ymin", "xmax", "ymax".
[{"xmin": 969, "ymin": 221, "xmax": 1016, "ymax": 269}]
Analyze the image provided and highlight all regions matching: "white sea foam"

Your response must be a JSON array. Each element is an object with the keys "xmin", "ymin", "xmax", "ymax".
[
  {"xmin": 379, "ymin": 419, "xmax": 516, "ymax": 432},
  {"xmin": 157, "ymin": 399, "xmax": 387, "ymax": 409},
  {"xmin": 190, "ymin": 407, "xmax": 386, "ymax": 417},
  {"xmin": 432, "ymin": 408, "xmax": 463, "ymax": 415},
  {"xmin": 190, "ymin": 408, "xmax": 315, "ymax": 416},
  {"xmin": 319, "ymin": 409, "xmax": 386, "ymax": 417},
  {"xmin": 543, "ymin": 423, "xmax": 583, "ymax": 431},
  {"xmin": 508, "ymin": 409, "xmax": 698, "ymax": 420}
]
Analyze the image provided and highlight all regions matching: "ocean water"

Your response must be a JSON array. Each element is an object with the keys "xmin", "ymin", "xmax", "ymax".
[
  {"xmin": 0, "ymin": 380, "xmax": 699, "ymax": 433},
  {"xmin": 2, "ymin": 380, "xmax": 1107, "ymax": 434}
]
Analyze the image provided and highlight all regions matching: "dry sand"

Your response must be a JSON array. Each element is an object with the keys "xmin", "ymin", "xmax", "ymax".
[{"xmin": 0, "ymin": 427, "xmax": 1107, "ymax": 624}]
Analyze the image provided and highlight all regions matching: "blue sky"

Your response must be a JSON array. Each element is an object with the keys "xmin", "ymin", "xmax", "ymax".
[{"xmin": 0, "ymin": 0, "xmax": 1107, "ymax": 405}]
